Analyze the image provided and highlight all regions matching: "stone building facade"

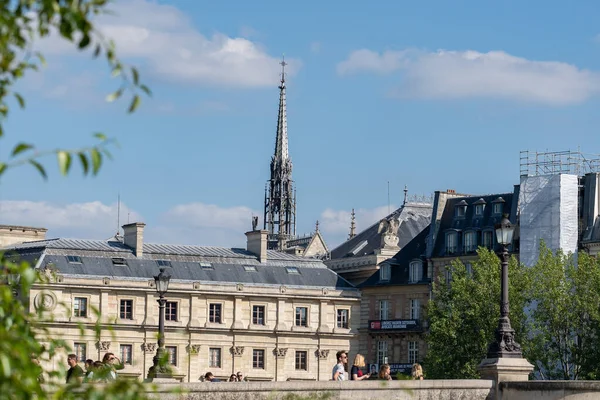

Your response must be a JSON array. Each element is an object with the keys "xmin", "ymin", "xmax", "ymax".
[{"xmin": 5, "ymin": 223, "xmax": 359, "ymax": 382}]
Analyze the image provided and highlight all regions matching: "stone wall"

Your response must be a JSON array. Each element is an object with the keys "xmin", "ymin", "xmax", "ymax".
[
  {"xmin": 149, "ymin": 380, "xmax": 495, "ymax": 400},
  {"xmin": 500, "ymin": 381, "xmax": 600, "ymax": 400}
]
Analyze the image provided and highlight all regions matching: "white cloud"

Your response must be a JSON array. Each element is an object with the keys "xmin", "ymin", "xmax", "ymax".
[
  {"xmin": 0, "ymin": 200, "xmax": 259, "ymax": 248},
  {"xmin": 337, "ymin": 49, "xmax": 600, "ymax": 105},
  {"xmin": 39, "ymin": 0, "xmax": 298, "ymax": 88},
  {"xmin": 0, "ymin": 200, "xmax": 142, "ymax": 240}
]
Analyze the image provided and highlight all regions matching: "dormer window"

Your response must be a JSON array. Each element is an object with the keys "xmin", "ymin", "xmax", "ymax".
[
  {"xmin": 67, "ymin": 255, "xmax": 82, "ymax": 264},
  {"xmin": 446, "ymin": 232, "xmax": 458, "ymax": 255},
  {"xmin": 492, "ymin": 197, "xmax": 505, "ymax": 215},
  {"xmin": 380, "ymin": 263, "xmax": 391, "ymax": 281},
  {"xmin": 455, "ymin": 200, "xmax": 468, "ymax": 218},
  {"xmin": 409, "ymin": 261, "xmax": 421, "ymax": 283},
  {"xmin": 473, "ymin": 198, "xmax": 486, "ymax": 216}
]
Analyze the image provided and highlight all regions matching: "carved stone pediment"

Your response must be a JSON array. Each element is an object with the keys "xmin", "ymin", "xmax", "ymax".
[
  {"xmin": 142, "ymin": 342, "xmax": 156, "ymax": 353},
  {"xmin": 188, "ymin": 344, "xmax": 201, "ymax": 355},
  {"xmin": 274, "ymin": 348, "xmax": 288, "ymax": 358},
  {"xmin": 97, "ymin": 341, "xmax": 111, "ymax": 351},
  {"xmin": 316, "ymin": 349, "xmax": 329, "ymax": 360},
  {"xmin": 230, "ymin": 346, "xmax": 244, "ymax": 357}
]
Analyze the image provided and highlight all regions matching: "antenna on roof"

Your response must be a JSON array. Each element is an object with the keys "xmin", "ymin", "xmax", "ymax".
[
  {"xmin": 387, "ymin": 181, "xmax": 391, "ymax": 215},
  {"xmin": 403, "ymin": 185, "xmax": 408, "ymax": 206},
  {"xmin": 117, "ymin": 193, "xmax": 121, "ymax": 235}
]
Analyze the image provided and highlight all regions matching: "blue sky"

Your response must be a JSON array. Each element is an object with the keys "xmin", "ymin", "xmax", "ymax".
[{"xmin": 1, "ymin": 0, "xmax": 599, "ymax": 248}]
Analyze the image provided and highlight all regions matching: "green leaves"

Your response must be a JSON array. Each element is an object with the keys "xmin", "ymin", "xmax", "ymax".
[
  {"xmin": 11, "ymin": 143, "xmax": 33, "ymax": 157},
  {"xmin": 57, "ymin": 151, "xmax": 71, "ymax": 175}
]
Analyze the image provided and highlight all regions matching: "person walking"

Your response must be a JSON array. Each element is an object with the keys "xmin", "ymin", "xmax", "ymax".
[
  {"xmin": 102, "ymin": 353, "xmax": 124, "ymax": 380},
  {"xmin": 66, "ymin": 354, "xmax": 84, "ymax": 384},
  {"xmin": 350, "ymin": 354, "xmax": 371, "ymax": 381},
  {"xmin": 332, "ymin": 350, "xmax": 348, "ymax": 381}
]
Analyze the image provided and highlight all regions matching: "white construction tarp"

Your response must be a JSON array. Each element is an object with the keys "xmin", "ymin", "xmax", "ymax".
[{"xmin": 519, "ymin": 174, "xmax": 578, "ymax": 267}]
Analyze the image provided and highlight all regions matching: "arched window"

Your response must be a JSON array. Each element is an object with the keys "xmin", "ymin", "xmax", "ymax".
[
  {"xmin": 409, "ymin": 261, "xmax": 421, "ymax": 283},
  {"xmin": 380, "ymin": 263, "xmax": 391, "ymax": 281}
]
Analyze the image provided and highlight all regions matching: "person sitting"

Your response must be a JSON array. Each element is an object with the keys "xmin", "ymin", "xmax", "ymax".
[
  {"xmin": 378, "ymin": 364, "xmax": 392, "ymax": 381},
  {"xmin": 350, "ymin": 354, "xmax": 371, "ymax": 381},
  {"xmin": 411, "ymin": 363, "xmax": 424, "ymax": 380},
  {"xmin": 205, "ymin": 372, "xmax": 221, "ymax": 382},
  {"xmin": 228, "ymin": 374, "xmax": 238, "ymax": 382}
]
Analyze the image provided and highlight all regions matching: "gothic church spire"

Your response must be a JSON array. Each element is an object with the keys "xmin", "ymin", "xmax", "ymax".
[{"xmin": 264, "ymin": 56, "xmax": 296, "ymax": 250}]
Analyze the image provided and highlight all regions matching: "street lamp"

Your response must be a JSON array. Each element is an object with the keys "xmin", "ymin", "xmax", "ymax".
[
  {"xmin": 149, "ymin": 266, "xmax": 171, "ymax": 379},
  {"xmin": 487, "ymin": 213, "xmax": 522, "ymax": 358}
]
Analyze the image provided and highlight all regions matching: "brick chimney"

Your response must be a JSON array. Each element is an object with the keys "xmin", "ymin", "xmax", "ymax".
[
  {"xmin": 122, "ymin": 222, "xmax": 145, "ymax": 257},
  {"xmin": 245, "ymin": 229, "xmax": 268, "ymax": 263}
]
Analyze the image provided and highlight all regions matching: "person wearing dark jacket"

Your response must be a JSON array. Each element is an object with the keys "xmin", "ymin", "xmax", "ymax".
[{"xmin": 66, "ymin": 354, "xmax": 84, "ymax": 383}]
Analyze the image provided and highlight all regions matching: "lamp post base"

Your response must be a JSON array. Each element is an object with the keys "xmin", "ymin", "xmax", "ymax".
[{"xmin": 478, "ymin": 357, "xmax": 534, "ymax": 400}]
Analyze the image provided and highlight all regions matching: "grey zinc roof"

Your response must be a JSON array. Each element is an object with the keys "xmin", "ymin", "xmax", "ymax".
[
  {"xmin": 329, "ymin": 202, "xmax": 432, "ymax": 259},
  {"xmin": 3, "ymin": 237, "xmax": 355, "ymax": 290}
]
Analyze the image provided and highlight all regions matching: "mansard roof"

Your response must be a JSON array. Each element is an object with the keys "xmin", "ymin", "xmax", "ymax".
[
  {"xmin": 329, "ymin": 202, "xmax": 432, "ymax": 259},
  {"xmin": 430, "ymin": 190, "xmax": 518, "ymax": 258},
  {"xmin": 3, "ymin": 237, "xmax": 356, "ymax": 290},
  {"xmin": 360, "ymin": 226, "xmax": 430, "ymax": 288}
]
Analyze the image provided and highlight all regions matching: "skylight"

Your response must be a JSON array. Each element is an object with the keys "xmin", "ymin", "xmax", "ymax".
[
  {"xmin": 200, "ymin": 262, "xmax": 214, "ymax": 270},
  {"xmin": 112, "ymin": 257, "xmax": 127, "ymax": 266},
  {"xmin": 286, "ymin": 267, "xmax": 300, "ymax": 275},
  {"xmin": 66, "ymin": 255, "xmax": 82, "ymax": 264},
  {"xmin": 156, "ymin": 260, "xmax": 171, "ymax": 268},
  {"xmin": 244, "ymin": 265, "xmax": 258, "ymax": 272}
]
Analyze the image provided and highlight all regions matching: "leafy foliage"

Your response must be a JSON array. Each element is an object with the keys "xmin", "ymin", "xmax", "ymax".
[
  {"xmin": 424, "ymin": 248, "xmax": 532, "ymax": 379},
  {"xmin": 528, "ymin": 245, "xmax": 600, "ymax": 380},
  {"xmin": 0, "ymin": 0, "xmax": 151, "ymax": 179}
]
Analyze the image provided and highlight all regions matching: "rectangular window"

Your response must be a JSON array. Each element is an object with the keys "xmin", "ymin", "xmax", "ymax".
[
  {"xmin": 456, "ymin": 206, "xmax": 466, "ymax": 217},
  {"xmin": 200, "ymin": 262, "xmax": 213, "ymax": 270},
  {"xmin": 464, "ymin": 231, "xmax": 477, "ymax": 252},
  {"xmin": 120, "ymin": 299, "xmax": 133, "ymax": 320},
  {"xmin": 157, "ymin": 260, "xmax": 171, "ymax": 267},
  {"xmin": 252, "ymin": 305, "xmax": 265, "ymax": 325},
  {"xmin": 408, "ymin": 341, "xmax": 419, "ymax": 363},
  {"xmin": 465, "ymin": 262, "xmax": 473, "ymax": 277},
  {"xmin": 377, "ymin": 340, "xmax": 388, "ymax": 366},
  {"xmin": 444, "ymin": 266, "xmax": 453, "ymax": 284},
  {"xmin": 112, "ymin": 257, "xmax": 127, "ymax": 266},
  {"xmin": 74, "ymin": 342, "xmax": 86, "ymax": 362},
  {"xmin": 475, "ymin": 204, "xmax": 484, "ymax": 216},
  {"xmin": 253, "ymin": 349, "xmax": 265, "ymax": 369},
  {"xmin": 483, "ymin": 231, "xmax": 493, "ymax": 249},
  {"xmin": 209, "ymin": 348, "xmax": 221, "ymax": 368},
  {"xmin": 379, "ymin": 300, "xmax": 389, "ymax": 321},
  {"xmin": 244, "ymin": 265, "xmax": 257, "ymax": 272},
  {"xmin": 165, "ymin": 301, "xmax": 178, "ymax": 321},
  {"xmin": 493, "ymin": 203, "xmax": 503, "ymax": 214},
  {"xmin": 67, "ymin": 255, "xmax": 82, "ymax": 264},
  {"xmin": 73, "ymin": 297, "xmax": 88, "ymax": 318},
  {"xmin": 336, "ymin": 309, "xmax": 349, "ymax": 329},
  {"xmin": 295, "ymin": 351, "xmax": 307, "ymax": 371},
  {"xmin": 166, "ymin": 346, "xmax": 177, "ymax": 366},
  {"xmin": 409, "ymin": 261, "xmax": 421, "ymax": 283},
  {"xmin": 286, "ymin": 267, "xmax": 300, "ymax": 274},
  {"xmin": 209, "ymin": 303, "xmax": 222, "ymax": 323},
  {"xmin": 446, "ymin": 233, "xmax": 457, "ymax": 254},
  {"xmin": 120, "ymin": 344, "xmax": 133, "ymax": 365},
  {"xmin": 295, "ymin": 307, "xmax": 308, "ymax": 327},
  {"xmin": 410, "ymin": 299, "xmax": 420, "ymax": 320}
]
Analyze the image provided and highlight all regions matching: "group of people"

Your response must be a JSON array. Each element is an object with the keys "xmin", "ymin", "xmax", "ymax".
[
  {"xmin": 66, "ymin": 353, "xmax": 124, "ymax": 383},
  {"xmin": 332, "ymin": 351, "xmax": 424, "ymax": 381},
  {"xmin": 203, "ymin": 371, "xmax": 247, "ymax": 382}
]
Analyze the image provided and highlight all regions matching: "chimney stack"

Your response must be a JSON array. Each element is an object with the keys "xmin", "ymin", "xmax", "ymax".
[
  {"xmin": 246, "ymin": 228, "xmax": 268, "ymax": 263},
  {"xmin": 122, "ymin": 222, "xmax": 145, "ymax": 257}
]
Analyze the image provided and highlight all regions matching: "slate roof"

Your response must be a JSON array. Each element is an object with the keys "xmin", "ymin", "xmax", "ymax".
[
  {"xmin": 3, "ymin": 237, "xmax": 356, "ymax": 290},
  {"xmin": 329, "ymin": 202, "xmax": 432, "ymax": 259},
  {"xmin": 431, "ymin": 191, "xmax": 517, "ymax": 258},
  {"xmin": 360, "ymin": 226, "xmax": 430, "ymax": 288}
]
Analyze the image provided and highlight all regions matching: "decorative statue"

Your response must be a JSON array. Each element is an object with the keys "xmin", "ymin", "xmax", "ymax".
[{"xmin": 252, "ymin": 216, "xmax": 258, "ymax": 231}]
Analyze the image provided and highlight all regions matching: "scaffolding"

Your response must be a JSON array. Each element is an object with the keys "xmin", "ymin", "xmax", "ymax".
[{"xmin": 520, "ymin": 149, "xmax": 600, "ymax": 177}]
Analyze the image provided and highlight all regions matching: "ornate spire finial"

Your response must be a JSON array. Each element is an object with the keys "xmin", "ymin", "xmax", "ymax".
[
  {"xmin": 280, "ymin": 54, "xmax": 287, "ymax": 86},
  {"xmin": 403, "ymin": 185, "xmax": 408, "ymax": 206},
  {"xmin": 315, "ymin": 220, "xmax": 320, "ymax": 233},
  {"xmin": 348, "ymin": 209, "xmax": 356, "ymax": 240}
]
